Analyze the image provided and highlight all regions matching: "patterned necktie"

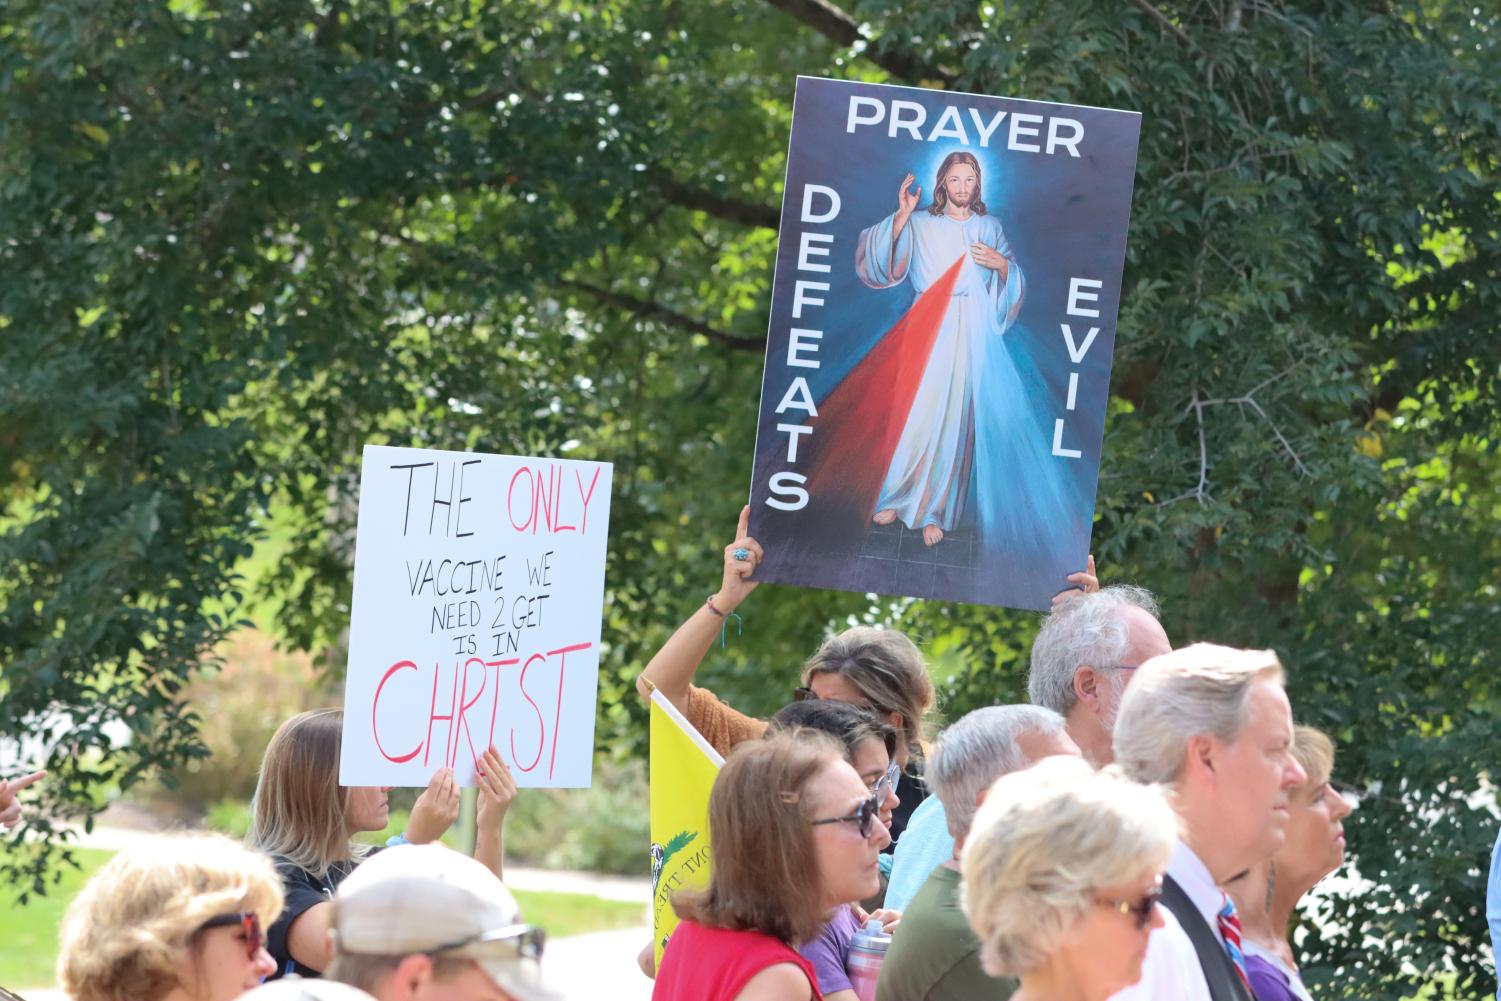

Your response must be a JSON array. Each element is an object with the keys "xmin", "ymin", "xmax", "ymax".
[{"xmin": 1217, "ymin": 895, "xmax": 1253, "ymax": 995}]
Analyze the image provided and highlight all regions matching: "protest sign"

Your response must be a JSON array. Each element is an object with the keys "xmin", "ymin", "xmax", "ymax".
[
  {"xmin": 749, "ymin": 77, "xmax": 1141, "ymax": 611},
  {"xmin": 339, "ymin": 445, "xmax": 612, "ymax": 788},
  {"xmin": 648, "ymin": 689, "xmax": 722, "ymax": 968}
]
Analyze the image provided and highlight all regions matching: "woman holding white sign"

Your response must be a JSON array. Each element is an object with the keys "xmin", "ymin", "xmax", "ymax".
[{"xmin": 248, "ymin": 708, "xmax": 518, "ymax": 981}]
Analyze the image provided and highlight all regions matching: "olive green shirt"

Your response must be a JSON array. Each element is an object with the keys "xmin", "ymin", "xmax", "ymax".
[{"xmin": 876, "ymin": 864, "xmax": 1017, "ymax": 1001}]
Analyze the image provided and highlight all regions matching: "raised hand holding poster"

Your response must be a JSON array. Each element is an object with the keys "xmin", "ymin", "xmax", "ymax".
[
  {"xmin": 339, "ymin": 445, "xmax": 612, "ymax": 787},
  {"xmin": 749, "ymin": 77, "xmax": 1142, "ymax": 611}
]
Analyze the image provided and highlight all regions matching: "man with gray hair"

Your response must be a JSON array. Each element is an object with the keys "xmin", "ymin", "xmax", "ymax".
[
  {"xmin": 1108, "ymin": 643, "xmax": 1307, "ymax": 1001},
  {"xmin": 1028, "ymin": 585, "xmax": 1172, "ymax": 767},
  {"xmin": 878, "ymin": 705, "xmax": 1079, "ymax": 1001}
]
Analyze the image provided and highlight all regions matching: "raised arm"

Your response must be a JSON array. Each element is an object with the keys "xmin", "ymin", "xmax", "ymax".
[
  {"xmin": 635, "ymin": 505, "xmax": 763, "ymax": 717},
  {"xmin": 473, "ymin": 746, "xmax": 517, "ymax": 879},
  {"xmin": 854, "ymin": 173, "xmax": 919, "ymax": 290}
]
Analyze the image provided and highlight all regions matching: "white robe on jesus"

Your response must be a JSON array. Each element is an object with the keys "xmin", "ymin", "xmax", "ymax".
[{"xmin": 855, "ymin": 209, "xmax": 1025, "ymax": 533}]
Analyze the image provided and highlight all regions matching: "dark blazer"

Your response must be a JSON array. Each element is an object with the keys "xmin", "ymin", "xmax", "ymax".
[{"xmin": 1159, "ymin": 875, "xmax": 1255, "ymax": 1001}]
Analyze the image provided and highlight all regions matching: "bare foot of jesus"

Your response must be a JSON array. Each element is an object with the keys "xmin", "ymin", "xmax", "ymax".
[
  {"xmin": 873, "ymin": 509, "xmax": 897, "ymax": 526},
  {"xmin": 922, "ymin": 525, "xmax": 944, "ymax": 547}
]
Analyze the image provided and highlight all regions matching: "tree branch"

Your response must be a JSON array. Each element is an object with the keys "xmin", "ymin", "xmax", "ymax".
[
  {"xmin": 763, "ymin": 0, "xmax": 957, "ymax": 85},
  {"xmin": 558, "ymin": 279, "xmax": 765, "ymax": 354},
  {"xmin": 1159, "ymin": 387, "xmax": 1213, "ymax": 507},
  {"xmin": 1127, "ymin": 0, "xmax": 1200, "ymax": 49},
  {"xmin": 1159, "ymin": 374, "xmax": 1309, "ymax": 507},
  {"xmin": 655, "ymin": 174, "xmax": 779, "ymax": 230}
]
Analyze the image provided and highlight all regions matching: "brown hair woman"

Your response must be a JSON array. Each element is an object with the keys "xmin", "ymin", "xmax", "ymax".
[{"xmin": 652, "ymin": 732, "xmax": 893, "ymax": 1001}]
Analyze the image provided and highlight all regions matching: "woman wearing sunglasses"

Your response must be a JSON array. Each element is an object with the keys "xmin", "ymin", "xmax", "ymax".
[
  {"xmin": 58, "ymin": 833, "xmax": 283, "ymax": 1001},
  {"xmin": 654, "ymin": 731, "xmax": 892, "ymax": 1001},
  {"xmin": 961, "ymin": 756, "xmax": 1177, "ymax": 1001},
  {"xmin": 637, "ymin": 698, "xmax": 903, "ymax": 982},
  {"xmin": 769, "ymin": 701, "xmax": 903, "ymax": 1000},
  {"xmin": 1225, "ymin": 725, "xmax": 1353, "ymax": 1001}
]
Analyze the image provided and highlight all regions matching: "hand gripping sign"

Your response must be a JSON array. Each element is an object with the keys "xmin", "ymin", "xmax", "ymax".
[{"xmin": 339, "ymin": 445, "xmax": 612, "ymax": 788}]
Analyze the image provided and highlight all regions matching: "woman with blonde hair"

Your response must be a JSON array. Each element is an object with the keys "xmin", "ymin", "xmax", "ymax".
[
  {"xmin": 636, "ymin": 507, "xmax": 1097, "ymax": 846},
  {"xmin": 961, "ymin": 755, "xmax": 1178, "ymax": 1001},
  {"xmin": 248, "ymin": 707, "xmax": 518, "ymax": 980},
  {"xmin": 653, "ymin": 731, "xmax": 893, "ymax": 1001},
  {"xmin": 58, "ymin": 832, "xmax": 283, "ymax": 1001},
  {"xmin": 1227, "ymin": 724, "xmax": 1353, "ymax": 1001}
]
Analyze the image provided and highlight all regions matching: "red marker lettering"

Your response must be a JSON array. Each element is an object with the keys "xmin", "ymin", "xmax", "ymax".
[
  {"xmin": 546, "ymin": 642, "xmax": 592, "ymax": 779},
  {"xmin": 424, "ymin": 659, "xmax": 461, "ymax": 767},
  {"xmin": 373, "ymin": 660, "xmax": 422, "ymax": 763},
  {"xmin": 507, "ymin": 467, "xmax": 534, "ymax": 532}
]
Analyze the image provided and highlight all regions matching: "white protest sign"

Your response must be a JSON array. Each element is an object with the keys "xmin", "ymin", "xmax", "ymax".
[{"xmin": 339, "ymin": 444, "xmax": 612, "ymax": 788}]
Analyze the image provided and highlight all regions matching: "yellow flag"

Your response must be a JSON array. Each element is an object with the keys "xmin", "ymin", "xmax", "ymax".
[{"xmin": 649, "ymin": 690, "xmax": 723, "ymax": 968}]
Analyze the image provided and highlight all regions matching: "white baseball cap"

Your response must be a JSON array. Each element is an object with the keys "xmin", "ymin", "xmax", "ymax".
[{"xmin": 332, "ymin": 845, "xmax": 562, "ymax": 1001}]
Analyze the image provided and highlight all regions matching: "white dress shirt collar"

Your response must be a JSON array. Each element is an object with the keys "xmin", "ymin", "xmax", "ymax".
[{"xmin": 1169, "ymin": 839, "xmax": 1227, "ymax": 942}]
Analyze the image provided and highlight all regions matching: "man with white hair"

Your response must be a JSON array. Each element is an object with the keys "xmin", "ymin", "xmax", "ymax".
[
  {"xmin": 1109, "ymin": 644, "xmax": 1307, "ymax": 1001},
  {"xmin": 1028, "ymin": 585, "xmax": 1172, "ymax": 767},
  {"xmin": 884, "ymin": 587, "xmax": 1166, "ymax": 911},
  {"xmin": 242, "ymin": 844, "xmax": 561, "ymax": 1001},
  {"xmin": 878, "ymin": 705, "xmax": 1079, "ymax": 1001}
]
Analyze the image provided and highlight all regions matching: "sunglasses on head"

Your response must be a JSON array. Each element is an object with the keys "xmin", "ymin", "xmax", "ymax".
[
  {"xmin": 1097, "ymin": 884, "xmax": 1163, "ymax": 931},
  {"xmin": 429, "ymin": 923, "xmax": 547, "ymax": 963},
  {"xmin": 792, "ymin": 685, "xmax": 880, "ymax": 714},
  {"xmin": 811, "ymin": 791, "xmax": 883, "ymax": 839},
  {"xmin": 197, "ymin": 912, "xmax": 262, "ymax": 960}
]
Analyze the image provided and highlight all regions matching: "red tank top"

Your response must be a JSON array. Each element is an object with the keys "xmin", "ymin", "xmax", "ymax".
[{"xmin": 653, "ymin": 919, "xmax": 823, "ymax": 1001}]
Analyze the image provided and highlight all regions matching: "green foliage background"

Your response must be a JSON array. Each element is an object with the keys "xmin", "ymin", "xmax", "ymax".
[{"xmin": 2, "ymin": 0, "xmax": 1498, "ymax": 995}]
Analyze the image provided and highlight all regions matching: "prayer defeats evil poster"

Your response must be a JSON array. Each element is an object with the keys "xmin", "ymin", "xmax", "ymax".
[{"xmin": 748, "ymin": 77, "xmax": 1142, "ymax": 611}]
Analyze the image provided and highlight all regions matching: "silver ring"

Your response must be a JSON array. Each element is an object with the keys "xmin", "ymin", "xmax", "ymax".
[{"xmin": 733, "ymin": 547, "xmax": 750, "ymax": 562}]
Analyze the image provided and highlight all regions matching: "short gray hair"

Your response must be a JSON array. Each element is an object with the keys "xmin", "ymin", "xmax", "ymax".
[
  {"xmin": 1028, "ymin": 586, "xmax": 1161, "ymax": 715},
  {"xmin": 961, "ymin": 756, "xmax": 1178, "ymax": 977},
  {"xmin": 1112, "ymin": 643, "xmax": 1285, "ymax": 785},
  {"xmin": 928, "ymin": 705, "xmax": 1067, "ymax": 841}
]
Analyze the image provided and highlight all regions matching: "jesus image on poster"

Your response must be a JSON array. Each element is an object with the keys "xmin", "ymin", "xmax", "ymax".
[
  {"xmin": 756, "ymin": 142, "xmax": 1079, "ymax": 595},
  {"xmin": 856, "ymin": 150, "xmax": 1026, "ymax": 547},
  {"xmin": 749, "ymin": 76, "xmax": 1141, "ymax": 610}
]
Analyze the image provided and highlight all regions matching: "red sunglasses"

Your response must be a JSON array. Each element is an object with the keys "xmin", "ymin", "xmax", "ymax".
[{"xmin": 198, "ymin": 912, "xmax": 263, "ymax": 959}]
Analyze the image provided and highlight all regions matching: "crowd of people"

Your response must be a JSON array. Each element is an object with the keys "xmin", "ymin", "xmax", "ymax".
[
  {"xmin": 636, "ymin": 512, "xmax": 1358, "ymax": 1001},
  {"xmin": 44, "ymin": 705, "xmax": 553, "ymax": 1001},
  {"xmin": 3, "ymin": 508, "xmax": 1383, "ymax": 1001}
]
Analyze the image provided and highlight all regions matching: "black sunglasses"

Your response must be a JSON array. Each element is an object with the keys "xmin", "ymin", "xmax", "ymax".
[
  {"xmin": 1097, "ymin": 884, "xmax": 1163, "ymax": 931},
  {"xmin": 198, "ymin": 912, "xmax": 263, "ymax": 959},
  {"xmin": 811, "ymin": 792, "xmax": 883, "ymax": 839},
  {"xmin": 429, "ymin": 923, "xmax": 547, "ymax": 963}
]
